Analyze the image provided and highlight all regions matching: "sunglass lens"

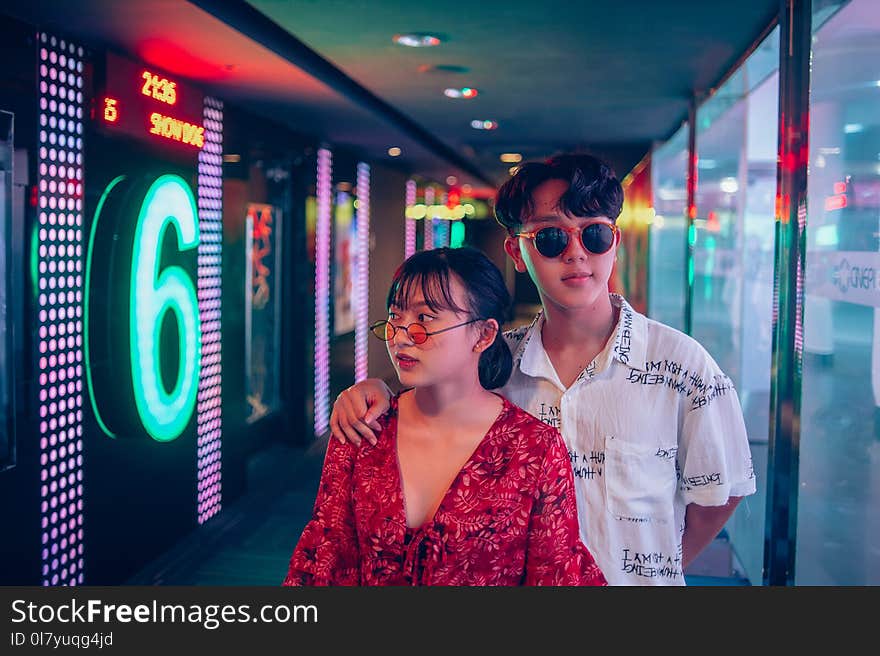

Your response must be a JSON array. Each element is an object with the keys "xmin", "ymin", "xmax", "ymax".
[
  {"xmin": 408, "ymin": 324, "xmax": 428, "ymax": 344},
  {"xmin": 582, "ymin": 223, "xmax": 615, "ymax": 254},
  {"xmin": 534, "ymin": 227, "xmax": 568, "ymax": 258}
]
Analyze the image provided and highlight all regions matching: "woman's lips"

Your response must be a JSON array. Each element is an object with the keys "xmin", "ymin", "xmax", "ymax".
[{"xmin": 395, "ymin": 354, "xmax": 418, "ymax": 370}]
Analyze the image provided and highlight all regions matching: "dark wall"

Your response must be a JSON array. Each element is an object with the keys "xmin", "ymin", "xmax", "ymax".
[
  {"xmin": 0, "ymin": 15, "xmax": 39, "ymax": 585},
  {"xmin": 0, "ymin": 17, "xmax": 320, "ymax": 582},
  {"xmin": 366, "ymin": 164, "xmax": 407, "ymax": 385}
]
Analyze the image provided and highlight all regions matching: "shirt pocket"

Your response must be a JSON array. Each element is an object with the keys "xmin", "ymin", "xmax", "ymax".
[{"xmin": 603, "ymin": 435, "xmax": 676, "ymax": 524}]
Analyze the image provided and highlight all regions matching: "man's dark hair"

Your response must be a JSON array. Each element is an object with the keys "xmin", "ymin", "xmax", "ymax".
[{"xmin": 494, "ymin": 153, "xmax": 624, "ymax": 234}]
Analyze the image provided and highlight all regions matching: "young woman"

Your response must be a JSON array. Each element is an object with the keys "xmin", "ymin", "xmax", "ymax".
[{"xmin": 283, "ymin": 247, "xmax": 605, "ymax": 586}]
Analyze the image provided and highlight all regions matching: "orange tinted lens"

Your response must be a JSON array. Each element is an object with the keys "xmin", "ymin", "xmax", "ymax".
[
  {"xmin": 384, "ymin": 322, "xmax": 395, "ymax": 341},
  {"xmin": 407, "ymin": 324, "xmax": 428, "ymax": 344}
]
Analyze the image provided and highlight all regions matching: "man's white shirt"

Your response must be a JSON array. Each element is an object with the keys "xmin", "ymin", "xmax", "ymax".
[{"xmin": 501, "ymin": 294, "xmax": 756, "ymax": 585}]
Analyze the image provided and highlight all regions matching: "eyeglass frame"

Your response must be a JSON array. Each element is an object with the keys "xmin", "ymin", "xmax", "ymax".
[
  {"xmin": 515, "ymin": 221, "xmax": 620, "ymax": 257},
  {"xmin": 369, "ymin": 318, "xmax": 483, "ymax": 344}
]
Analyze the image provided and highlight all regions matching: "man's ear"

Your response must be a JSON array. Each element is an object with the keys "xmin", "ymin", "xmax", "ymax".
[{"xmin": 504, "ymin": 236, "xmax": 527, "ymax": 273}]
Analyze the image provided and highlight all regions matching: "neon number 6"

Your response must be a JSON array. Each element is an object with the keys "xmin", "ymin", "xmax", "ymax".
[{"xmin": 131, "ymin": 175, "xmax": 201, "ymax": 441}]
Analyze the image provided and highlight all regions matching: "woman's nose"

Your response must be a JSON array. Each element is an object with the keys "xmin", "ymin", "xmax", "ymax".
[{"xmin": 392, "ymin": 324, "xmax": 415, "ymax": 346}]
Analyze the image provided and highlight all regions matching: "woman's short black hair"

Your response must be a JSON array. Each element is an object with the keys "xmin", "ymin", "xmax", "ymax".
[
  {"xmin": 494, "ymin": 152, "xmax": 624, "ymax": 233},
  {"xmin": 387, "ymin": 247, "xmax": 513, "ymax": 390}
]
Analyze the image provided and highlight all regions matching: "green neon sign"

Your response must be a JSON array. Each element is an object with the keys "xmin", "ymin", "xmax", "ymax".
[
  {"xmin": 85, "ymin": 175, "xmax": 126, "ymax": 438},
  {"xmin": 130, "ymin": 175, "xmax": 201, "ymax": 441},
  {"xmin": 86, "ymin": 174, "xmax": 201, "ymax": 442}
]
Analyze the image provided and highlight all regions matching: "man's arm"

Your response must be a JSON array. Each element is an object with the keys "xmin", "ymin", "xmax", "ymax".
[
  {"xmin": 329, "ymin": 378, "xmax": 392, "ymax": 446},
  {"xmin": 681, "ymin": 497, "xmax": 742, "ymax": 569}
]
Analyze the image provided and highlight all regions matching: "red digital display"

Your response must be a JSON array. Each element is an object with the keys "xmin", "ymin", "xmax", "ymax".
[
  {"xmin": 103, "ymin": 97, "xmax": 118, "ymax": 122},
  {"xmin": 96, "ymin": 52, "xmax": 204, "ymax": 150},
  {"xmin": 141, "ymin": 70, "xmax": 177, "ymax": 105},
  {"xmin": 824, "ymin": 194, "xmax": 848, "ymax": 212}
]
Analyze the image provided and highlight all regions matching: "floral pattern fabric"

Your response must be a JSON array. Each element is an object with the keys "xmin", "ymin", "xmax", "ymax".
[{"xmin": 283, "ymin": 395, "xmax": 606, "ymax": 586}]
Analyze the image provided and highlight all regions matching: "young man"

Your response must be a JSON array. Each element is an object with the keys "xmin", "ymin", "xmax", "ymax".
[{"xmin": 330, "ymin": 153, "xmax": 756, "ymax": 585}]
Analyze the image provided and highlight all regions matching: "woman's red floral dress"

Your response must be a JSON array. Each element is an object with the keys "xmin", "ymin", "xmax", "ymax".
[{"xmin": 283, "ymin": 395, "xmax": 606, "ymax": 586}]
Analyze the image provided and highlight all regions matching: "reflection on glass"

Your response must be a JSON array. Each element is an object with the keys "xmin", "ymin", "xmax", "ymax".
[
  {"xmin": 798, "ymin": 0, "xmax": 880, "ymax": 584},
  {"xmin": 615, "ymin": 163, "xmax": 652, "ymax": 314},
  {"xmin": 689, "ymin": 27, "xmax": 779, "ymax": 585},
  {"xmin": 0, "ymin": 110, "xmax": 12, "ymax": 470},
  {"xmin": 649, "ymin": 124, "xmax": 688, "ymax": 331},
  {"xmin": 333, "ymin": 191, "xmax": 356, "ymax": 336},
  {"xmin": 245, "ymin": 203, "xmax": 283, "ymax": 423}
]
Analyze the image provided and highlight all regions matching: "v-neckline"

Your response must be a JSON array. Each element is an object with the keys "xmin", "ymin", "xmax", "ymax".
[{"xmin": 390, "ymin": 393, "xmax": 508, "ymax": 532}]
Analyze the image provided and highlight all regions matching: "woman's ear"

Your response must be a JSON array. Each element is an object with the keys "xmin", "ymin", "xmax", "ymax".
[
  {"xmin": 474, "ymin": 319, "xmax": 500, "ymax": 353},
  {"xmin": 504, "ymin": 236, "xmax": 527, "ymax": 273}
]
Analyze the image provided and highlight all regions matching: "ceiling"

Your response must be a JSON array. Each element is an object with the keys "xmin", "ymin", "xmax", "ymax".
[{"xmin": 2, "ymin": 0, "xmax": 779, "ymax": 191}]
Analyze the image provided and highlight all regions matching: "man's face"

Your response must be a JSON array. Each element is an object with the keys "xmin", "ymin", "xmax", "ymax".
[{"xmin": 504, "ymin": 178, "xmax": 619, "ymax": 313}]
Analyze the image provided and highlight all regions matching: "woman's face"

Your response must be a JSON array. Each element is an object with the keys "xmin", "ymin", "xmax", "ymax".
[{"xmin": 386, "ymin": 274, "xmax": 484, "ymax": 389}]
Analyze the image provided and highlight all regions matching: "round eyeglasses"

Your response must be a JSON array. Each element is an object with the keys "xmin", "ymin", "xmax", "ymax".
[{"xmin": 369, "ymin": 318, "xmax": 481, "ymax": 345}]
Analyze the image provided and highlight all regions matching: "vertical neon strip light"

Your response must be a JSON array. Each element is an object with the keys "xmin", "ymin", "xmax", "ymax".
[
  {"xmin": 354, "ymin": 163, "xmax": 370, "ymax": 382},
  {"xmin": 436, "ymin": 220, "xmax": 450, "ymax": 248},
  {"xmin": 37, "ymin": 32, "xmax": 86, "ymax": 586},
  {"xmin": 436, "ymin": 193, "xmax": 450, "ymax": 248},
  {"xmin": 404, "ymin": 180, "xmax": 416, "ymax": 259},
  {"xmin": 314, "ymin": 149, "xmax": 332, "ymax": 435},
  {"xmin": 434, "ymin": 193, "xmax": 449, "ymax": 248},
  {"xmin": 196, "ymin": 97, "xmax": 223, "ymax": 524},
  {"xmin": 423, "ymin": 187, "xmax": 435, "ymax": 250}
]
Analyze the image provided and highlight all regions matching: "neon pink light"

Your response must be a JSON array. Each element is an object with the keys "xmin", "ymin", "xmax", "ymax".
[
  {"xmin": 38, "ymin": 31, "xmax": 84, "ymax": 587},
  {"xmin": 424, "ymin": 187, "xmax": 435, "ymax": 250},
  {"xmin": 196, "ymin": 97, "xmax": 223, "ymax": 525},
  {"xmin": 314, "ymin": 148, "xmax": 332, "ymax": 435},
  {"xmin": 405, "ymin": 180, "xmax": 416, "ymax": 259},
  {"xmin": 355, "ymin": 163, "xmax": 370, "ymax": 382}
]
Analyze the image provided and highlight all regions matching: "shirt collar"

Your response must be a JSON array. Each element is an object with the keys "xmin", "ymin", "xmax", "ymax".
[
  {"xmin": 609, "ymin": 294, "xmax": 648, "ymax": 372},
  {"xmin": 512, "ymin": 294, "xmax": 649, "ymax": 383}
]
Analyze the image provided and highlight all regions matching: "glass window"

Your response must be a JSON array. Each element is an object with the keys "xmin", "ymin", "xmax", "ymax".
[
  {"xmin": 245, "ymin": 203, "xmax": 283, "ymax": 423},
  {"xmin": 333, "ymin": 190, "xmax": 356, "ymax": 336},
  {"xmin": 0, "ymin": 110, "xmax": 12, "ymax": 471},
  {"xmin": 689, "ymin": 28, "xmax": 779, "ymax": 585},
  {"xmin": 798, "ymin": 0, "xmax": 880, "ymax": 584},
  {"xmin": 615, "ymin": 163, "xmax": 651, "ymax": 314},
  {"xmin": 649, "ymin": 125, "xmax": 689, "ymax": 331}
]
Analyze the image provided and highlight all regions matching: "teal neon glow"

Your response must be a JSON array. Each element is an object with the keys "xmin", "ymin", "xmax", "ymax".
[
  {"xmin": 85, "ymin": 175, "xmax": 126, "ymax": 438},
  {"xmin": 130, "ymin": 175, "xmax": 202, "ymax": 442},
  {"xmin": 30, "ymin": 221, "xmax": 39, "ymax": 297},
  {"xmin": 687, "ymin": 223, "xmax": 696, "ymax": 288},
  {"xmin": 450, "ymin": 221, "xmax": 465, "ymax": 248}
]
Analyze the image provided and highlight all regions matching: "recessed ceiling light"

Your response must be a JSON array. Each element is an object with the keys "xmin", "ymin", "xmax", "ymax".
[
  {"xmin": 393, "ymin": 33, "xmax": 443, "ymax": 47},
  {"xmin": 417, "ymin": 64, "xmax": 469, "ymax": 74},
  {"xmin": 470, "ymin": 120, "xmax": 498, "ymax": 130},
  {"xmin": 461, "ymin": 184, "xmax": 472, "ymax": 194},
  {"xmin": 446, "ymin": 176, "xmax": 458, "ymax": 185},
  {"xmin": 223, "ymin": 153, "xmax": 241, "ymax": 163},
  {"xmin": 387, "ymin": 147, "xmax": 402, "ymax": 157},
  {"xmin": 499, "ymin": 153, "xmax": 522, "ymax": 163},
  {"xmin": 444, "ymin": 87, "xmax": 478, "ymax": 99}
]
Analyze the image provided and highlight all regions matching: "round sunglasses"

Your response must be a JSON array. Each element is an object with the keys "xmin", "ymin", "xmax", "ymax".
[
  {"xmin": 369, "ymin": 318, "xmax": 481, "ymax": 345},
  {"xmin": 516, "ymin": 222, "xmax": 619, "ymax": 258}
]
